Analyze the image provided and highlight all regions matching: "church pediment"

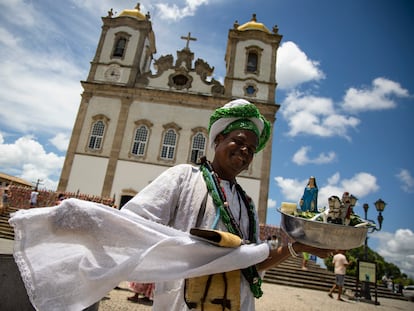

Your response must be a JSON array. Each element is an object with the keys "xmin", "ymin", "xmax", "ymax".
[
  {"xmin": 141, "ymin": 52, "xmax": 224, "ymax": 95},
  {"xmin": 168, "ymin": 69, "xmax": 193, "ymax": 90},
  {"xmin": 133, "ymin": 31, "xmax": 224, "ymax": 95},
  {"xmin": 153, "ymin": 54, "xmax": 174, "ymax": 74}
]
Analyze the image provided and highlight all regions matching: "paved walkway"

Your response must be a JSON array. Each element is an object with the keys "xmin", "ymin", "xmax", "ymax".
[
  {"xmin": 2, "ymin": 239, "xmax": 412, "ymax": 310},
  {"xmin": 100, "ymin": 281, "xmax": 413, "ymax": 311},
  {"xmin": 0, "ymin": 238, "xmax": 13, "ymax": 254}
]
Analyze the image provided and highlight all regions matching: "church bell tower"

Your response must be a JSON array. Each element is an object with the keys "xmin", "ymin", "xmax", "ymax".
[
  {"xmin": 224, "ymin": 14, "xmax": 282, "ymax": 103},
  {"xmin": 87, "ymin": 4, "xmax": 156, "ymax": 87}
]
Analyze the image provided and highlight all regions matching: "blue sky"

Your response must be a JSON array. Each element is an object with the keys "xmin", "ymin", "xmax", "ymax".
[{"xmin": 0, "ymin": 0, "xmax": 413, "ymax": 277}]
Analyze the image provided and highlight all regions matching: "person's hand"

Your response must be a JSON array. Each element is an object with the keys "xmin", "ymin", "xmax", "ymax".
[{"xmin": 293, "ymin": 242, "xmax": 334, "ymax": 258}]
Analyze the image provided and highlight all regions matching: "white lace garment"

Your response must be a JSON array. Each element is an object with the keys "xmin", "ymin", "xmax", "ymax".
[{"xmin": 9, "ymin": 198, "xmax": 268, "ymax": 311}]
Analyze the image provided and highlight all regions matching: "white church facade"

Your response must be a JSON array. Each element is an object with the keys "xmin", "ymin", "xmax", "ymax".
[{"xmin": 57, "ymin": 4, "xmax": 282, "ymax": 224}]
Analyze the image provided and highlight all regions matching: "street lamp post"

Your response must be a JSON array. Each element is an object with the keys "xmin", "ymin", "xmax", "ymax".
[{"xmin": 360, "ymin": 199, "xmax": 387, "ymax": 303}]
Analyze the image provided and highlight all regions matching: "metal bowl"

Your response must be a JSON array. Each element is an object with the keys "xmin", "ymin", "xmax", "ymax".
[{"xmin": 278, "ymin": 209, "xmax": 368, "ymax": 250}]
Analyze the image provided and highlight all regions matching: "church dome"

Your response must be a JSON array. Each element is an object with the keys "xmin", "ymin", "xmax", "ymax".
[
  {"xmin": 237, "ymin": 14, "xmax": 270, "ymax": 33},
  {"xmin": 119, "ymin": 4, "xmax": 146, "ymax": 20}
]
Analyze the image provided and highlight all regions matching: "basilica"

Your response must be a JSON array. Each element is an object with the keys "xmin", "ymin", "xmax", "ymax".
[{"xmin": 57, "ymin": 4, "xmax": 282, "ymax": 223}]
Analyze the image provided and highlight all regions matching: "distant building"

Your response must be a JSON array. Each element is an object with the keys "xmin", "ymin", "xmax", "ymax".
[
  {"xmin": 0, "ymin": 172, "xmax": 32, "ymax": 188},
  {"xmin": 57, "ymin": 4, "xmax": 282, "ymax": 223}
]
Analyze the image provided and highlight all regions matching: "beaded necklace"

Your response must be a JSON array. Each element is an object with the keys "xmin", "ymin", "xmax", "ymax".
[{"xmin": 199, "ymin": 158, "xmax": 263, "ymax": 298}]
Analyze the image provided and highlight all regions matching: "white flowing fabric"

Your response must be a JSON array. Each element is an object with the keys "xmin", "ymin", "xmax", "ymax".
[{"xmin": 9, "ymin": 198, "xmax": 269, "ymax": 311}]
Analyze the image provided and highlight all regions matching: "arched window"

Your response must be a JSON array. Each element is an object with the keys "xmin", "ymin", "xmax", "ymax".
[
  {"xmin": 246, "ymin": 52, "xmax": 258, "ymax": 73},
  {"xmin": 113, "ymin": 37, "xmax": 127, "ymax": 57},
  {"xmin": 160, "ymin": 129, "xmax": 177, "ymax": 160},
  {"xmin": 131, "ymin": 125, "xmax": 148, "ymax": 156},
  {"xmin": 88, "ymin": 120, "xmax": 105, "ymax": 150},
  {"xmin": 190, "ymin": 132, "xmax": 206, "ymax": 164}
]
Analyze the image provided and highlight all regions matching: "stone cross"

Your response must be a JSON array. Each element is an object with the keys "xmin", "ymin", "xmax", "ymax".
[{"xmin": 180, "ymin": 32, "xmax": 197, "ymax": 50}]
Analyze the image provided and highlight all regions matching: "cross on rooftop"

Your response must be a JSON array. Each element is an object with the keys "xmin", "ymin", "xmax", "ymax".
[{"xmin": 180, "ymin": 32, "xmax": 197, "ymax": 50}]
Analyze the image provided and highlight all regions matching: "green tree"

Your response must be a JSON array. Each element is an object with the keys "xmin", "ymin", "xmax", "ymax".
[{"xmin": 324, "ymin": 245, "xmax": 413, "ymax": 286}]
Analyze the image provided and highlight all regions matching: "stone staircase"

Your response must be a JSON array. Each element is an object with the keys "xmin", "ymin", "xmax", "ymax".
[
  {"xmin": 0, "ymin": 206, "xmax": 18, "ymax": 240},
  {"xmin": 263, "ymin": 256, "xmax": 407, "ymax": 301}
]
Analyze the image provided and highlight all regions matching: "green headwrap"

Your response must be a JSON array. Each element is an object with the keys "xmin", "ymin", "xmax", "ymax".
[
  {"xmin": 208, "ymin": 101, "xmax": 271, "ymax": 152},
  {"xmin": 222, "ymin": 119, "xmax": 260, "ymax": 138}
]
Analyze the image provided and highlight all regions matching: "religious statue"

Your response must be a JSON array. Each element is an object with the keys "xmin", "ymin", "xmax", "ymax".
[{"xmin": 299, "ymin": 176, "xmax": 318, "ymax": 212}]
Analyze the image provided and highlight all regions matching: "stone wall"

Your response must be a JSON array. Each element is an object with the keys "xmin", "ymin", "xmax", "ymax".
[{"xmin": 4, "ymin": 185, "xmax": 114, "ymax": 209}]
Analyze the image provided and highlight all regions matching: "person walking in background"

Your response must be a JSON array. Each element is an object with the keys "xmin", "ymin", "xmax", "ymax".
[
  {"xmin": 300, "ymin": 176, "xmax": 318, "ymax": 212},
  {"xmin": 55, "ymin": 193, "xmax": 66, "ymax": 205},
  {"xmin": 301, "ymin": 252, "xmax": 309, "ymax": 270},
  {"xmin": 1, "ymin": 188, "xmax": 10, "ymax": 215},
  {"xmin": 266, "ymin": 236, "xmax": 272, "ymax": 249},
  {"xmin": 269, "ymin": 235, "xmax": 279, "ymax": 250},
  {"xmin": 328, "ymin": 250, "xmax": 349, "ymax": 301},
  {"xmin": 381, "ymin": 274, "xmax": 389, "ymax": 288},
  {"xmin": 127, "ymin": 282, "xmax": 154, "ymax": 305},
  {"xmin": 30, "ymin": 187, "xmax": 39, "ymax": 208}
]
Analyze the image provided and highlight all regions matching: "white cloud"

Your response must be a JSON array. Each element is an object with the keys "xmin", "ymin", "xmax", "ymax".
[
  {"xmin": 49, "ymin": 133, "xmax": 70, "ymax": 152},
  {"xmin": 267, "ymin": 198, "xmax": 277, "ymax": 209},
  {"xmin": 341, "ymin": 173, "xmax": 379, "ymax": 197},
  {"xmin": 374, "ymin": 229, "xmax": 414, "ymax": 279},
  {"xmin": 279, "ymin": 76, "xmax": 408, "ymax": 141},
  {"xmin": 274, "ymin": 172, "xmax": 379, "ymax": 209},
  {"xmin": 281, "ymin": 91, "xmax": 360, "ymax": 139},
  {"xmin": 292, "ymin": 146, "xmax": 336, "ymax": 165},
  {"xmin": 0, "ymin": 57, "xmax": 81, "ymax": 134},
  {"xmin": 0, "ymin": 134, "xmax": 64, "ymax": 190},
  {"xmin": 156, "ymin": 0, "xmax": 209, "ymax": 21},
  {"xmin": 0, "ymin": 27, "xmax": 20, "ymax": 48},
  {"xmin": 342, "ymin": 77, "xmax": 409, "ymax": 113},
  {"xmin": 396, "ymin": 169, "xmax": 414, "ymax": 193},
  {"xmin": 277, "ymin": 41, "xmax": 325, "ymax": 90},
  {"xmin": 156, "ymin": 3, "xmax": 182, "ymax": 20},
  {"xmin": 0, "ymin": 0, "xmax": 38, "ymax": 28},
  {"xmin": 0, "ymin": 2, "xmax": 84, "ymax": 137},
  {"xmin": 273, "ymin": 176, "xmax": 305, "ymax": 203}
]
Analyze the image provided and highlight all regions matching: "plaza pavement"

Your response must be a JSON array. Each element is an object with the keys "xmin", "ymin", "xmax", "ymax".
[
  {"xmin": 2, "ymin": 238, "xmax": 412, "ymax": 310},
  {"xmin": 0, "ymin": 237, "xmax": 13, "ymax": 254},
  {"xmin": 99, "ymin": 281, "xmax": 413, "ymax": 311}
]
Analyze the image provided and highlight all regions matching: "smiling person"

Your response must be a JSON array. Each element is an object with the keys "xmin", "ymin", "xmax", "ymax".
[
  {"xmin": 122, "ymin": 99, "xmax": 332, "ymax": 310},
  {"xmin": 10, "ymin": 99, "xmax": 332, "ymax": 311}
]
